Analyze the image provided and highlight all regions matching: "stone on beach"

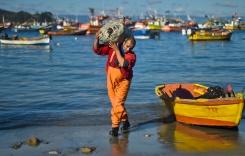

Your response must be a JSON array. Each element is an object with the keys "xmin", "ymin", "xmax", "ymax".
[
  {"xmin": 11, "ymin": 141, "xmax": 23, "ymax": 149},
  {"xmin": 48, "ymin": 150, "xmax": 60, "ymax": 155},
  {"xmin": 26, "ymin": 136, "xmax": 41, "ymax": 146},
  {"xmin": 80, "ymin": 146, "xmax": 96, "ymax": 154},
  {"xmin": 144, "ymin": 134, "xmax": 152, "ymax": 137}
]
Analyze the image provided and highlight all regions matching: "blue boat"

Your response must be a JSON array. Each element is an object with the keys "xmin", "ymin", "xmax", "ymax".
[{"xmin": 133, "ymin": 28, "xmax": 151, "ymax": 39}]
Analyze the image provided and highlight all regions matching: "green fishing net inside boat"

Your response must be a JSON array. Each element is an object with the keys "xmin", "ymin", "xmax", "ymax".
[{"xmin": 98, "ymin": 20, "xmax": 132, "ymax": 43}]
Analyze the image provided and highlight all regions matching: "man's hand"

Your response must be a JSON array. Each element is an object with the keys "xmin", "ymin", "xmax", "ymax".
[{"xmin": 109, "ymin": 42, "xmax": 119, "ymax": 51}]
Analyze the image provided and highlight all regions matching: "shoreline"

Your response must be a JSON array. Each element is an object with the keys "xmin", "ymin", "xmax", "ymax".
[{"xmin": 1, "ymin": 119, "xmax": 245, "ymax": 156}]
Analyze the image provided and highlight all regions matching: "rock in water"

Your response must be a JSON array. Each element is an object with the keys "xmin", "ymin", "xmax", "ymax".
[{"xmin": 98, "ymin": 20, "xmax": 132, "ymax": 43}]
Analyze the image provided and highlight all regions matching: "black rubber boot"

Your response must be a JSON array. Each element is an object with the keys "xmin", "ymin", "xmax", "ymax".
[
  {"xmin": 121, "ymin": 120, "xmax": 130, "ymax": 133},
  {"xmin": 109, "ymin": 127, "xmax": 119, "ymax": 137}
]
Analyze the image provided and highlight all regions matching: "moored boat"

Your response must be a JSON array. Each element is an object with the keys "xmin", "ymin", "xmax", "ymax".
[
  {"xmin": 155, "ymin": 83, "xmax": 244, "ymax": 127},
  {"xmin": 0, "ymin": 35, "xmax": 50, "ymax": 45},
  {"xmin": 133, "ymin": 28, "xmax": 151, "ymax": 39},
  {"xmin": 132, "ymin": 22, "xmax": 160, "ymax": 39},
  {"xmin": 161, "ymin": 24, "xmax": 182, "ymax": 32},
  {"xmin": 86, "ymin": 25, "xmax": 102, "ymax": 35},
  {"xmin": 47, "ymin": 29, "xmax": 86, "ymax": 36},
  {"xmin": 188, "ymin": 28, "xmax": 232, "ymax": 41}
]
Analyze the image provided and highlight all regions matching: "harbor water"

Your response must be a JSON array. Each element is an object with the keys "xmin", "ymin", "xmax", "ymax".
[{"xmin": 0, "ymin": 31, "xmax": 245, "ymax": 130}]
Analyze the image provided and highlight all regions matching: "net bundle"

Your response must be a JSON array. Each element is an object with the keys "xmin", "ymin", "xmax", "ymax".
[{"xmin": 98, "ymin": 20, "xmax": 132, "ymax": 43}]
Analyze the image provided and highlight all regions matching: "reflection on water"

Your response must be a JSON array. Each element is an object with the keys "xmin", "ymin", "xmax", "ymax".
[
  {"xmin": 158, "ymin": 122, "xmax": 239, "ymax": 153},
  {"xmin": 0, "ymin": 44, "xmax": 52, "ymax": 52},
  {"xmin": 109, "ymin": 134, "xmax": 129, "ymax": 156}
]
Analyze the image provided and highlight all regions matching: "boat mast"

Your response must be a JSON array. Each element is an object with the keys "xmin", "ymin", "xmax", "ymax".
[{"xmin": 2, "ymin": 15, "xmax": 5, "ymax": 27}]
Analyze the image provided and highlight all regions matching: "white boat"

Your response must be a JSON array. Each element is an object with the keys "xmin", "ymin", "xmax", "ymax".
[{"xmin": 0, "ymin": 36, "xmax": 50, "ymax": 45}]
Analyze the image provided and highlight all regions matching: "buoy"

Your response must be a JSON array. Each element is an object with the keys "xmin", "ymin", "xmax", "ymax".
[
  {"xmin": 182, "ymin": 29, "xmax": 187, "ymax": 35},
  {"xmin": 187, "ymin": 29, "xmax": 192, "ymax": 35}
]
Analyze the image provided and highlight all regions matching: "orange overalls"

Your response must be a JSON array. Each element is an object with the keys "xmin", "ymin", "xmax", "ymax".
[
  {"xmin": 93, "ymin": 45, "xmax": 136, "ymax": 128},
  {"xmin": 107, "ymin": 66, "xmax": 131, "ymax": 128}
]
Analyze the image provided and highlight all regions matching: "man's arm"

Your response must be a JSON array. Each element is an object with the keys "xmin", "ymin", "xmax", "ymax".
[{"xmin": 109, "ymin": 42, "xmax": 125, "ymax": 67}]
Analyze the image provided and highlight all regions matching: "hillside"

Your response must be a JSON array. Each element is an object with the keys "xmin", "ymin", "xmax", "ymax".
[{"xmin": 0, "ymin": 8, "xmax": 54, "ymax": 24}]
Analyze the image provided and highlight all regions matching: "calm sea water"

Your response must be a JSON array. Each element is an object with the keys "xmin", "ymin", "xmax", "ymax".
[{"xmin": 0, "ymin": 31, "xmax": 245, "ymax": 129}]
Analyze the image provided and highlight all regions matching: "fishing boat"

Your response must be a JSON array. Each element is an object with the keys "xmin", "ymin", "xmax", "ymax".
[
  {"xmin": 47, "ymin": 29, "xmax": 86, "ymax": 36},
  {"xmin": 162, "ymin": 24, "xmax": 183, "ymax": 32},
  {"xmin": 161, "ymin": 18, "xmax": 184, "ymax": 32},
  {"xmin": 0, "ymin": 35, "xmax": 50, "ymax": 45},
  {"xmin": 132, "ymin": 22, "xmax": 160, "ymax": 39},
  {"xmin": 187, "ymin": 28, "xmax": 232, "ymax": 41},
  {"xmin": 133, "ymin": 28, "xmax": 151, "ymax": 39},
  {"xmin": 83, "ymin": 8, "xmax": 109, "ymax": 35},
  {"xmin": 155, "ymin": 83, "xmax": 244, "ymax": 127},
  {"xmin": 147, "ymin": 19, "xmax": 162, "ymax": 31}
]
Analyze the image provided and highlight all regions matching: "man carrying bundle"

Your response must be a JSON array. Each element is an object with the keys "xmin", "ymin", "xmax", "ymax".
[{"xmin": 92, "ymin": 21, "xmax": 136, "ymax": 137}]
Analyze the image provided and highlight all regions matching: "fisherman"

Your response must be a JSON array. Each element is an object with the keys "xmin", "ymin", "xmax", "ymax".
[{"xmin": 92, "ymin": 29, "xmax": 136, "ymax": 137}]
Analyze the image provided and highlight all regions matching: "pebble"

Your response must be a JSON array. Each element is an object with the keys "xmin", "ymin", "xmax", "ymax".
[
  {"xmin": 144, "ymin": 134, "xmax": 152, "ymax": 138},
  {"xmin": 11, "ymin": 141, "xmax": 23, "ymax": 149},
  {"xmin": 48, "ymin": 150, "xmax": 60, "ymax": 155}
]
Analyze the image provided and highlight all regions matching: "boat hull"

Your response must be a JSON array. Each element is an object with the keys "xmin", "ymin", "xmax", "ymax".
[
  {"xmin": 155, "ymin": 83, "xmax": 244, "ymax": 127},
  {"xmin": 175, "ymin": 97, "xmax": 244, "ymax": 127},
  {"xmin": 86, "ymin": 25, "xmax": 101, "ymax": 35},
  {"xmin": 133, "ymin": 29, "xmax": 151, "ymax": 39},
  {"xmin": 0, "ymin": 37, "xmax": 50, "ymax": 45},
  {"xmin": 47, "ymin": 29, "xmax": 86, "ymax": 36},
  {"xmin": 188, "ymin": 30, "xmax": 232, "ymax": 41},
  {"xmin": 133, "ymin": 29, "xmax": 160, "ymax": 40}
]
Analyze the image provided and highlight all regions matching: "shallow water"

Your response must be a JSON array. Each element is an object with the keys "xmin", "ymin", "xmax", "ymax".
[{"xmin": 0, "ymin": 31, "xmax": 245, "ymax": 129}]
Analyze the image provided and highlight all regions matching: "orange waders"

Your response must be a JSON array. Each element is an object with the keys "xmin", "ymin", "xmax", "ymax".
[{"xmin": 107, "ymin": 66, "xmax": 131, "ymax": 128}]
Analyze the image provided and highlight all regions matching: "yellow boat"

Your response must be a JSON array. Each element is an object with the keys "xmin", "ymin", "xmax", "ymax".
[
  {"xmin": 155, "ymin": 83, "xmax": 244, "ymax": 127},
  {"xmin": 224, "ymin": 24, "xmax": 239, "ymax": 31},
  {"xmin": 188, "ymin": 29, "xmax": 232, "ymax": 41},
  {"xmin": 148, "ymin": 24, "xmax": 162, "ymax": 30}
]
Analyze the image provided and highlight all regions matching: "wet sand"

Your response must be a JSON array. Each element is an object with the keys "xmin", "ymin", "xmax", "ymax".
[{"xmin": 1, "ymin": 119, "xmax": 245, "ymax": 156}]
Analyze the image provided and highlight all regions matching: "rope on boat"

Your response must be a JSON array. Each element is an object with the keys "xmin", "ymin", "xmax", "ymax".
[{"xmin": 155, "ymin": 84, "xmax": 165, "ymax": 97}]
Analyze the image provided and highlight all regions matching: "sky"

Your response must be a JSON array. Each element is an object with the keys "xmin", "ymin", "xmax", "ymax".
[{"xmin": 0, "ymin": 0, "xmax": 244, "ymax": 17}]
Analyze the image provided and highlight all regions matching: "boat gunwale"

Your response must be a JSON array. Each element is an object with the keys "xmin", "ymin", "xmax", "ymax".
[{"xmin": 175, "ymin": 98, "xmax": 244, "ymax": 106}]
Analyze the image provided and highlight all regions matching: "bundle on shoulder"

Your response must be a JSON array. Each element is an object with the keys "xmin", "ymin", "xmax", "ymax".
[{"xmin": 98, "ymin": 20, "xmax": 133, "ymax": 43}]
